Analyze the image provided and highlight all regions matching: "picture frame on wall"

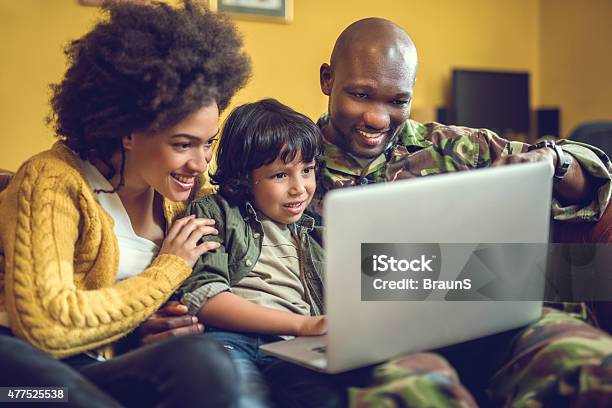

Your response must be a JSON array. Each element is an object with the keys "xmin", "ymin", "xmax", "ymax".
[
  {"xmin": 209, "ymin": 0, "xmax": 293, "ymax": 23},
  {"xmin": 78, "ymin": 0, "xmax": 293, "ymax": 23},
  {"xmin": 78, "ymin": 0, "xmax": 146, "ymax": 5},
  {"xmin": 78, "ymin": 0, "xmax": 103, "ymax": 5},
  {"xmin": 78, "ymin": 0, "xmax": 147, "ymax": 6}
]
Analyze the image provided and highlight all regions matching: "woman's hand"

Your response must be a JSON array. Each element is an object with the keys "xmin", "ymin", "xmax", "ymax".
[
  {"xmin": 138, "ymin": 301, "xmax": 204, "ymax": 345},
  {"xmin": 296, "ymin": 315, "xmax": 328, "ymax": 336},
  {"xmin": 159, "ymin": 215, "xmax": 220, "ymax": 267}
]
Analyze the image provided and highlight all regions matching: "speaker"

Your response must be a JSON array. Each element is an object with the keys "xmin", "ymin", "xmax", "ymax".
[
  {"xmin": 536, "ymin": 108, "xmax": 560, "ymax": 138},
  {"xmin": 436, "ymin": 107, "xmax": 449, "ymax": 124}
]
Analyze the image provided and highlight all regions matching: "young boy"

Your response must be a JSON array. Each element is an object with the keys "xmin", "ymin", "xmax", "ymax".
[{"xmin": 175, "ymin": 99, "xmax": 343, "ymax": 408}]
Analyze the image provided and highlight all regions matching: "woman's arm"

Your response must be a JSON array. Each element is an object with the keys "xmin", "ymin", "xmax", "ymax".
[
  {"xmin": 198, "ymin": 291, "xmax": 326, "ymax": 337},
  {"xmin": 1, "ymin": 163, "xmax": 215, "ymax": 358}
]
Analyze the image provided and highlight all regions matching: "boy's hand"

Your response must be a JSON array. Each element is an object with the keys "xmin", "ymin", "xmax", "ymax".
[
  {"xmin": 138, "ymin": 301, "xmax": 204, "ymax": 345},
  {"xmin": 159, "ymin": 215, "xmax": 220, "ymax": 267},
  {"xmin": 296, "ymin": 315, "xmax": 327, "ymax": 336}
]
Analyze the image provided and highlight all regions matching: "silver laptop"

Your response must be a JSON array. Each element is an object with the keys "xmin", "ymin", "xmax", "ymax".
[{"xmin": 260, "ymin": 161, "xmax": 553, "ymax": 373}]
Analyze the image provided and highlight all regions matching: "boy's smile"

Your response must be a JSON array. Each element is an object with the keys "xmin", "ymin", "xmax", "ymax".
[{"xmin": 251, "ymin": 153, "xmax": 316, "ymax": 225}]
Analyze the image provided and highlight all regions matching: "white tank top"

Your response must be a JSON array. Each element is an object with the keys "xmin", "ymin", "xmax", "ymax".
[{"xmin": 80, "ymin": 159, "xmax": 159, "ymax": 282}]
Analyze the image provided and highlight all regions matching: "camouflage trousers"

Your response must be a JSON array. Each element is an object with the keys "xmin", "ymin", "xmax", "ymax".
[{"xmin": 349, "ymin": 306, "xmax": 612, "ymax": 407}]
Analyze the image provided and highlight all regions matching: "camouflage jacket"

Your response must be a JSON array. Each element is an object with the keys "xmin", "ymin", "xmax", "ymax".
[{"xmin": 312, "ymin": 115, "xmax": 612, "ymax": 222}]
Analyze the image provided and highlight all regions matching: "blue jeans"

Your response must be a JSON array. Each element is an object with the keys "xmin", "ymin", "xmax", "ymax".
[{"xmin": 204, "ymin": 329, "xmax": 345, "ymax": 408}]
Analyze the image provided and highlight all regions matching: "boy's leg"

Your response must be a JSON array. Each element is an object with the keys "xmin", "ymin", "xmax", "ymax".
[
  {"xmin": 205, "ymin": 330, "xmax": 275, "ymax": 408},
  {"xmin": 347, "ymin": 352, "xmax": 478, "ymax": 408},
  {"xmin": 489, "ymin": 307, "xmax": 612, "ymax": 407}
]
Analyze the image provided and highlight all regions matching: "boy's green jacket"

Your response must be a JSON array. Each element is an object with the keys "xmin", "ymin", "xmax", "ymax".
[{"xmin": 175, "ymin": 194, "xmax": 325, "ymax": 317}]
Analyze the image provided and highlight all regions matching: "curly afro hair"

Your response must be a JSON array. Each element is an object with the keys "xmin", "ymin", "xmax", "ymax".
[{"xmin": 49, "ymin": 0, "xmax": 251, "ymax": 162}]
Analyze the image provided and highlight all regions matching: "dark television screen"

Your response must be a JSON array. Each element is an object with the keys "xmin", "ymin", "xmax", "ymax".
[{"xmin": 452, "ymin": 69, "xmax": 530, "ymax": 135}]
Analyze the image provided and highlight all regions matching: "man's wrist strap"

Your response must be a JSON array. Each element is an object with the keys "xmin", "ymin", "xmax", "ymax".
[{"xmin": 528, "ymin": 140, "xmax": 570, "ymax": 183}]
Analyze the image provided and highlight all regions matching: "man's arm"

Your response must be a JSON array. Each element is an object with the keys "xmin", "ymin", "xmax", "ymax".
[
  {"xmin": 492, "ymin": 147, "xmax": 597, "ymax": 206},
  {"xmin": 476, "ymin": 128, "xmax": 611, "ymax": 220},
  {"xmin": 198, "ymin": 292, "xmax": 326, "ymax": 336},
  {"xmin": 550, "ymin": 150, "xmax": 597, "ymax": 206}
]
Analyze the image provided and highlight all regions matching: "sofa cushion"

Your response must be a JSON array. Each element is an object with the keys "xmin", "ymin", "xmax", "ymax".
[{"xmin": 0, "ymin": 169, "xmax": 13, "ymax": 192}]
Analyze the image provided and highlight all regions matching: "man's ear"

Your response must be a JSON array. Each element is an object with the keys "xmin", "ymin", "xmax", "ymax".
[
  {"xmin": 320, "ymin": 63, "xmax": 333, "ymax": 96},
  {"xmin": 122, "ymin": 134, "xmax": 134, "ymax": 151}
]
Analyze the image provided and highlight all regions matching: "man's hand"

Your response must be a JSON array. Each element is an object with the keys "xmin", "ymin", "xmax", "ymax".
[
  {"xmin": 492, "ymin": 147, "xmax": 595, "ymax": 205},
  {"xmin": 491, "ymin": 148, "xmax": 556, "ymax": 170},
  {"xmin": 296, "ymin": 315, "xmax": 327, "ymax": 336},
  {"xmin": 138, "ymin": 301, "xmax": 204, "ymax": 345}
]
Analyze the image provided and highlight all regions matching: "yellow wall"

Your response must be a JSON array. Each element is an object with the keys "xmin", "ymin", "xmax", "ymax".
[
  {"xmin": 0, "ymin": 0, "xmax": 580, "ymax": 171},
  {"xmin": 0, "ymin": 1, "xmax": 100, "ymax": 171},
  {"xmin": 539, "ymin": 0, "xmax": 612, "ymax": 137}
]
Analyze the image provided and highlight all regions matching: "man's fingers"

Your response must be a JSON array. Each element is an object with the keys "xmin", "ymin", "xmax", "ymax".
[
  {"xmin": 141, "ymin": 324, "xmax": 205, "ymax": 345},
  {"xmin": 491, "ymin": 155, "xmax": 526, "ymax": 167},
  {"xmin": 141, "ymin": 315, "xmax": 197, "ymax": 333},
  {"xmin": 156, "ymin": 302, "xmax": 189, "ymax": 317},
  {"xmin": 490, "ymin": 157, "xmax": 506, "ymax": 167}
]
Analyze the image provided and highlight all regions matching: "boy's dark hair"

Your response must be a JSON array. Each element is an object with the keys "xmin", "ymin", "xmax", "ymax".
[
  {"xmin": 48, "ymin": 0, "xmax": 250, "ymax": 166},
  {"xmin": 213, "ymin": 98, "xmax": 323, "ymax": 204}
]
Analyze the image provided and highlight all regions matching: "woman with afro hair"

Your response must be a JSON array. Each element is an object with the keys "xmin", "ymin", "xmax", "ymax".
[{"xmin": 0, "ymin": 1, "xmax": 250, "ymax": 406}]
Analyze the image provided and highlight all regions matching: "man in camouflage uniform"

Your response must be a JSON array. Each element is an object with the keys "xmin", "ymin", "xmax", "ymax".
[{"xmin": 313, "ymin": 17, "xmax": 612, "ymax": 407}]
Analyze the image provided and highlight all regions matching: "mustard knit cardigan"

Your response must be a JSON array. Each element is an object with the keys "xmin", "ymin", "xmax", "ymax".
[{"xmin": 0, "ymin": 143, "xmax": 199, "ymax": 358}]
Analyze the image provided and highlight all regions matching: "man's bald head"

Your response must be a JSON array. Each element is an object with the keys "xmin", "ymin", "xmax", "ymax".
[
  {"xmin": 320, "ymin": 18, "xmax": 418, "ymax": 160},
  {"xmin": 330, "ymin": 18, "xmax": 418, "ymax": 82}
]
